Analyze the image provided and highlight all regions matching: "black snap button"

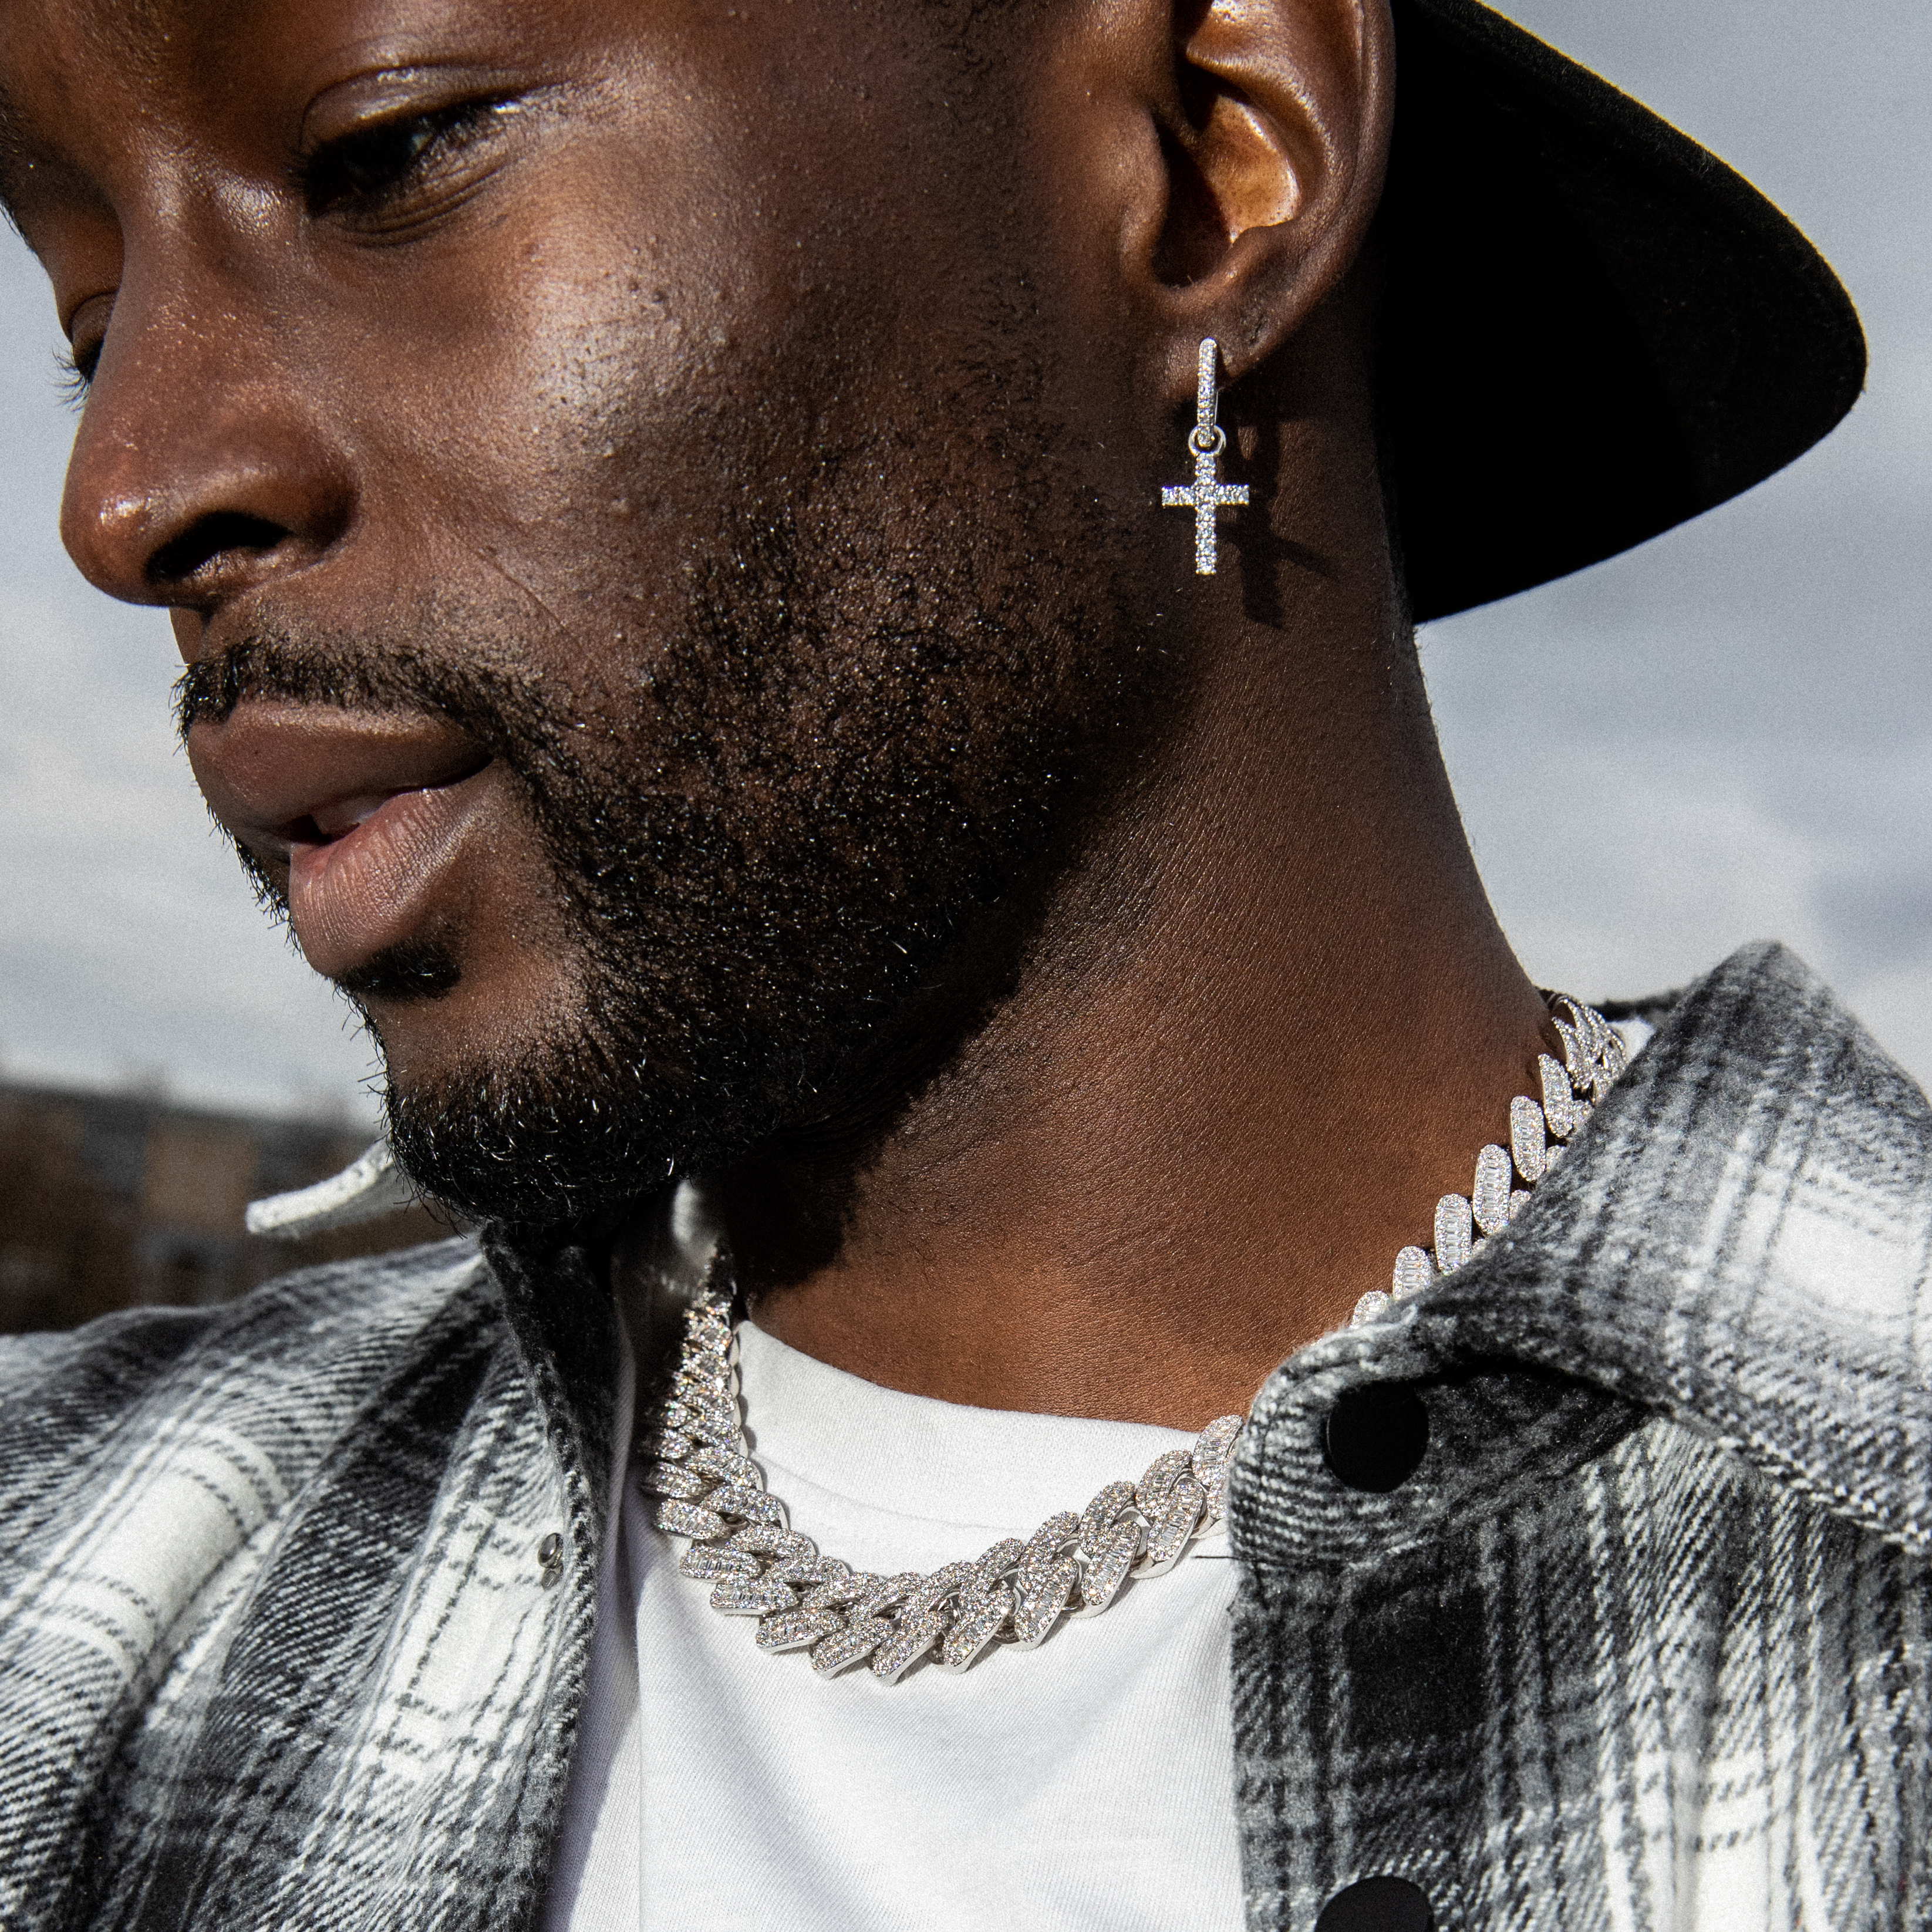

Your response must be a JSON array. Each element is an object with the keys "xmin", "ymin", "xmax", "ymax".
[
  {"xmin": 1321, "ymin": 1382, "xmax": 1429, "ymax": 1492},
  {"xmin": 1314, "ymin": 1876, "xmax": 1435, "ymax": 1932}
]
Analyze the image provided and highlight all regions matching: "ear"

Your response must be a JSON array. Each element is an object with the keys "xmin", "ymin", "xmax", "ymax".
[{"xmin": 1112, "ymin": 0, "xmax": 1394, "ymax": 403}]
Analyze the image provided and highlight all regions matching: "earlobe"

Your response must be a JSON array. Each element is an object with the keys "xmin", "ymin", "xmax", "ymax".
[{"xmin": 1139, "ymin": 0, "xmax": 1392, "ymax": 395}]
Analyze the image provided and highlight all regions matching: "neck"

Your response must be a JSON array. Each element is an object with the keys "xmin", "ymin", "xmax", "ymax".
[{"xmin": 729, "ymin": 380, "xmax": 1552, "ymax": 1430}]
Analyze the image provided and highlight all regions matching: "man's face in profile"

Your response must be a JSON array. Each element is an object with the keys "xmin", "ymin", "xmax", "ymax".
[{"xmin": 5, "ymin": 0, "xmax": 1179, "ymax": 1220}]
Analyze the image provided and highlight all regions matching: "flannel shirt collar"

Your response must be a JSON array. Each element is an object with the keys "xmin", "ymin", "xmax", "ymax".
[{"xmin": 1230, "ymin": 940, "xmax": 1932, "ymax": 1572}]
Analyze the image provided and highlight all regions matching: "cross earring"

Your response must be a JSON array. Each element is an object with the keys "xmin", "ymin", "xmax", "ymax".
[{"xmin": 1160, "ymin": 338, "xmax": 1249, "ymax": 575}]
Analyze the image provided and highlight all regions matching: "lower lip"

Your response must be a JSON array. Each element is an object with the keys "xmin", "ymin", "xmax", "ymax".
[{"xmin": 287, "ymin": 771, "xmax": 493, "ymax": 979}]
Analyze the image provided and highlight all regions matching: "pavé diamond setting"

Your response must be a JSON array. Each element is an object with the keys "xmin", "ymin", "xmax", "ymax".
[
  {"xmin": 1350, "ymin": 994, "xmax": 1627, "ymax": 1327},
  {"xmin": 646, "ymin": 992, "xmax": 1626, "ymax": 1684},
  {"xmin": 1160, "ymin": 337, "xmax": 1250, "ymax": 575},
  {"xmin": 645, "ymin": 1306, "xmax": 1245, "ymax": 1686}
]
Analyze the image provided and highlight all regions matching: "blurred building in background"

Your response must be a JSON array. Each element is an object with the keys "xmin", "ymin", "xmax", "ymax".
[{"xmin": 0, "ymin": 1080, "xmax": 451, "ymax": 1334}]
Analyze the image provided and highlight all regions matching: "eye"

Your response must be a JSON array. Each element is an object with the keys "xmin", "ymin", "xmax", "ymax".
[
  {"xmin": 296, "ymin": 99, "xmax": 507, "ymax": 217},
  {"xmin": 58, "ymin": 294, "xmax": 114, "ymax": 398}
]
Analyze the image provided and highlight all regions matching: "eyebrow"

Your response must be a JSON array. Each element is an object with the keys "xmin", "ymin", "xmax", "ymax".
[
  {"xmin": 0, "ymin": 82, "xmax": 38, "ymax": 240},
  {"xmin": 0, "ymin": 0, "xmax": 181, "ymax": 225},
  {"xmin": 0, "ymin": 28, "xmax": 144, "ymax": 251},
  {"xmin": 0, "ymin": 72, "xmax": 25, "ymax": 160}
]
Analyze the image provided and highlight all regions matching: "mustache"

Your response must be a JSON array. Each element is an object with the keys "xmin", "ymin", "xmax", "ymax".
[{"xmin": 173, "ymin": 624, "xmax": 537, "ymax": 752}]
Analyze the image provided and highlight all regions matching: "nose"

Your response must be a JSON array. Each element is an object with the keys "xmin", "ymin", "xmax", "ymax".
[{"xmin": 59, "ymin": 281, "xmax": 355, "ymax": 629}]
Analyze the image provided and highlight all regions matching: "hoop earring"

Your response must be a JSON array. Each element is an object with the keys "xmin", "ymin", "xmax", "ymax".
[{"xmin": 1159, "ymin": 338, "xmax": 1249, "ymax": 575}]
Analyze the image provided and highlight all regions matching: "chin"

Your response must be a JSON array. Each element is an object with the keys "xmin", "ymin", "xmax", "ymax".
[
  {"xmin": 379, "ymin": 1047, "xmax": 685, "ymax": 1232},
  {"xmin": 352, "ymin": 929, "xmax": 599, "ymax": 1090}
]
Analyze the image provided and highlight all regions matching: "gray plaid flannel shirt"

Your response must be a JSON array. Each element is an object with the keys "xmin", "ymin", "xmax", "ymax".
[{"xmin": 1, "ymin": 941, "xmax": 1926, "ymax": 1929}]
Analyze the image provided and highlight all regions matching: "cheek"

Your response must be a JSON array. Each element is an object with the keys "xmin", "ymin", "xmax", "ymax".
[{"xmin": 327, "ymin": 149, "xmax": 862, "ymax": 694}]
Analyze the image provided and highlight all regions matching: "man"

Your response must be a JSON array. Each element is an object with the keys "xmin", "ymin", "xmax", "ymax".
[{"xmin": 0, "ymin": 0, "xmax": 1923, "ymax": 1926}]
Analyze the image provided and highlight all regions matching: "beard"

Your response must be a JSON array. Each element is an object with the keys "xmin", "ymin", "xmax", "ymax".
[{"xmin": 178, "ymin": 383, "xmax": 1180, "ymax": 1234}]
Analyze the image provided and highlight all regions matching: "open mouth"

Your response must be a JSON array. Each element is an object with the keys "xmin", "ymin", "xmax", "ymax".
[
  {"xmin": 186, "ymin": 702, "xmax": 498, "ymax": 981},
  {"xmin": 283, "ymin": 773, "xmax": 495, "ymax": 980},
  {"xmin": 289, "ymin": 788, "xmax": 419, "ymax": 845}
]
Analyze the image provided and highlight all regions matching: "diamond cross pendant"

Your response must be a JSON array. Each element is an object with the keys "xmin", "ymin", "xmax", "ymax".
[{"xmin": 1160, "ymin": 338, "xmax": 1249, "ymax": 575}]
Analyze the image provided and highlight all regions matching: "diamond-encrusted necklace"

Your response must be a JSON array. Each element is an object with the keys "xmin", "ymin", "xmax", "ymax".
[
  {"xmin": 643, "ymin": 994, "xmax": 1627, "ymax": 1686},
  {"xmin": 1349, "ymin": 995, "xmax": 1628, "ymax": 1324}
]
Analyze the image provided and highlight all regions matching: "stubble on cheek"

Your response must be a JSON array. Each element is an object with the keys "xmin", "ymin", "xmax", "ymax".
[
  {"xmin": 244, "ymin": 75, "xmax": 1165, "ymax": 1221},
  {"xmin": 328, "ymin": 385, "xmax": 1161, "ymax": 1229}
]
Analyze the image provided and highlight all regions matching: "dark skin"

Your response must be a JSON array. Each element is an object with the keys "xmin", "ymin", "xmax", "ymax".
[{"xmin": 4, "ymin": 0, "xmax": 1554, "ymax": 1429}]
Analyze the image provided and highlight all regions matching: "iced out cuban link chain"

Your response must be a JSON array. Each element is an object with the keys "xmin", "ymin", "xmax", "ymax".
[
  {"xmin": 643, "ymin": 990, "xmax": 1625, "ymax": 1685},
  {"xmin": 1350, "ymin": 993, "xmax": 1627, "ymax": 1326},
  {"xmin": 643, "ymin": 1310, "xmax": 1245, "ymax": 1687}
]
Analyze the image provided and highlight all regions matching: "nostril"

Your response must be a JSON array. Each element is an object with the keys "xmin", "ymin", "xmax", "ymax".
[{"xmin": 148, "ymin": 510, "xmax": 291, "ymax": 591}]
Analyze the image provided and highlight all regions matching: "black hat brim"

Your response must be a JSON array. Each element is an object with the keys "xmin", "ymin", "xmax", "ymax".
[{"xmin": 1380, "ymin": 0, "xmax": 1866, "ymax": 621}]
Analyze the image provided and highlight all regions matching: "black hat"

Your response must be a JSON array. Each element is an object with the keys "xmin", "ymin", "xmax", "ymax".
[{"xmin": 1380, "ymin": 0, "xmax": 1865, "ymax": 619}]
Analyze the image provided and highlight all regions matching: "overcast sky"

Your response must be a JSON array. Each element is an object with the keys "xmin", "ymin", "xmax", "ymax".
[{"xmin": 2, "ymin": 0, "xmax": 1928, "ymax": 1125}]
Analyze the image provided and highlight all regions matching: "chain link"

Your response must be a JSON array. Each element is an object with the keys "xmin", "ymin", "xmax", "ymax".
[
  {"xmin": 645, "ymin": 994, "xmax": 1625, "ymax": 1684},
  {"xmin": 644, "ymin": 1299, "xmax": 1243, "ymax": 1684},
  {"xmin": 1350, "ymin": 994, "xmax": 1627, "ymax": 1326}
]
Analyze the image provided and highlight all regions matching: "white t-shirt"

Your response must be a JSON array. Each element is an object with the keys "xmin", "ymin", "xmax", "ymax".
[{"xmin": 547, "ymin": 1318, "xmax": 1245, "ymax": 1931}]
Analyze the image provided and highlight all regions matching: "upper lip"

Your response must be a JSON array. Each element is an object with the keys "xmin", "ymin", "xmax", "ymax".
[{"xmin": 187, "ymin": 702, "xmax": 493, "ymax": 859}]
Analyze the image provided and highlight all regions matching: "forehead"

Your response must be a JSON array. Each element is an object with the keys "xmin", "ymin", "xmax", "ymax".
[{"xmin": 0, "ymin": 0, "xmax": 262, "ymax": 189}]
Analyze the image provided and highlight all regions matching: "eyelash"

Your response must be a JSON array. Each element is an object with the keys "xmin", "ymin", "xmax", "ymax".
[
  {"xmin": 55, "ymin": 345, "xmax": 94, "ymax": 401},
  {"xmin": 294, "ymin": 96, "xmax": 510, "ymax": 218},
  {"xmin": 55, "ymin": 96, "xmax": 512, "ymax": 395}
]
